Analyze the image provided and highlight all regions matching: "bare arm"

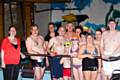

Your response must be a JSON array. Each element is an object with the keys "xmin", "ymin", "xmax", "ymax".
[
  {"xmin": 60, "ymin": 58, "xmax": 66, "ymax": 64},
  {"xmin": 96, "ymin": 45, "xmax": 102, "ymax": 71},
  {"xmin": 1, "ymin": 50, "xmax": 5, "ymax": 68},
  {"xmin": 100, "ymin": 33, "xmax": 105, "ymax": 59},
  {"xmin": 20, "ymin": 52, "xmax": 26, "ymax": 59},
  {"xmin": 44, "ymin": 41, "xmax": 49, "ymax": 52},
  {"xmin": 39, "ymin": 36, "xmax": 47, "ymax": 52},
  {"xmin": 47, "ymin": 38, "xmax": 56, "ymax": 56}
]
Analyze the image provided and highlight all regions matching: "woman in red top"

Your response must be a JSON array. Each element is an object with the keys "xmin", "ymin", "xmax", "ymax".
[{"xmin": 1, "ymin": 25, "xmax": 25, "ymax": 80}]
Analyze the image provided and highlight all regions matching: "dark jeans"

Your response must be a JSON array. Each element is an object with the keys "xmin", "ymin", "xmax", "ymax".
[{"xmin": 3, "ymin": 64, "xmax": 20, "ymax": 80}]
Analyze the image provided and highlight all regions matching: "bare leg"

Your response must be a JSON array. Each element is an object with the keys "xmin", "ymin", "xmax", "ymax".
[
  {"xmin": 78, "ymin": 67, "xmax": 83, "ymax": 80},
  {"xmin": 34, "ymin": 67, "xmax": 45, "ymax": 80},
  {"xmin": 40, "ymin": 67, "xmax": 45, "ymax": 80},
  {"xmin": 63, "ymin": 76, "xmax": 69, "ymax": 80},
  {"xmin": 73, "ymin": 67, "xmax": 80, "ymax": 80},
  {"xmin": 102, "ymin": 75, "xmax": 109, "ymax": 80},
  {"xmin": 96, "ymin": 69, "xmax": 105, "ymax": 80},
  {"xmin": 34, "ymin": 67, "xmax": 41, "ymax": 80},
  {"xmin": 91, "ymin": 71, "xmax": 97, "ymax": 80},
  {"xmin": 83, "ymin": 71, "xmax": 91, "ymax": 80},
  {"xmin": 102, "ymin": 70, "xmax": 110, "ymax": 80},
  {"xmin": 96, "ymin": 72, "xmax": 101, "ymax": 80}
]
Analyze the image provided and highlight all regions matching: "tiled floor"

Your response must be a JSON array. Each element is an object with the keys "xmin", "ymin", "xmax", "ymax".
[{"xmin": 0, "ymin": 68, "xmax": 51, "ymax": 80}]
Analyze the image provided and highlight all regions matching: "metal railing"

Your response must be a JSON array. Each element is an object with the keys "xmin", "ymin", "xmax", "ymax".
[
  {"xmin": 96, "ymin": 56, "xmax": 120, "ymax": 61},
  {"xmin": 24, "ymin": 53, "xmax": 74, "ymax": 80}
]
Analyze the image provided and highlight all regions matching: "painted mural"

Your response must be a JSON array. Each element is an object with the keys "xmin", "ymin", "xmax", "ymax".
[{"xmin": 51, "ymin": 0, "xmax": 120, "ymax": 31}]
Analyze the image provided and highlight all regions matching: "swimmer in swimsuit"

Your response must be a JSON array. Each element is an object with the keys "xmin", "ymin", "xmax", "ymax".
[
  {"xmin": 78, "ymin": 33, "xmax": 100, "ymax": 80},
  {"xmin": 101, "ymin": 19, "xmax": 120, "ymax": 80},
  {"xmin": 48, "ymin": 26, "xmax": 65, "ymax": 80},
  {"xmin": 26, "ymin": 24, "xmax": 46, "ymax": 80}
]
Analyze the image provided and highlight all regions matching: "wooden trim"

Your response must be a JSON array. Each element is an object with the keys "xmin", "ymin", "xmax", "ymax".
[
  {"xmin": 9, "ymin": 2, "xmax": 14, "ymax": 25},
  {"xmin": 0, "ymin": 2, "xmax": 4, "ymax": 43},
  {"xmin": 2, "ymin": 0, "xmax": 71, "ymax": 3},
  {"xmin": 23, "ymin": 3, "xmax": 32, "ymax": 37}
]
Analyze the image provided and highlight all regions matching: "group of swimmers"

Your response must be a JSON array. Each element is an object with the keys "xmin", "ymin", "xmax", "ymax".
[
  {"xmin": 1, "ymin": 18, "xmax": 120, "ymax": 80},
  {"xmin": 25, "ymin": 21, "xmax": 103, "ymax": 80}
]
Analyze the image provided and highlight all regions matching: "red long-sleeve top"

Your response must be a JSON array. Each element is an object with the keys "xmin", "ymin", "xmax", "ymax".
[{"xmin": 1, "ymin": 37, "xmax": 21, "ymax": 64}]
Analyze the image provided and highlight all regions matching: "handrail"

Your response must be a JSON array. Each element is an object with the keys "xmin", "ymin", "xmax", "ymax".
[
  {"xmin": 24, "ymin": 53, "xmax": 120, "ymax": 80},
  {"xmin": 24, "ymin": 53, "xmax": 74, "ymax": 80},
  {"xmin": 25, "ymin": 53, "xmax": 70, "ymax": 57},
  {"xmin": 95, "ymin": 56, "xmax": 120, "ymax": 61}
]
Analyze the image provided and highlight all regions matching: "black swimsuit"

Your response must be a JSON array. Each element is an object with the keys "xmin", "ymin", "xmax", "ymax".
[
  {"xmin": 82, "ymin": 48, "xmax": 98, "ymax": 71},
  {"xmin": 31, "ymin": 58, "xmax": 46, "ymax": 68}
]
